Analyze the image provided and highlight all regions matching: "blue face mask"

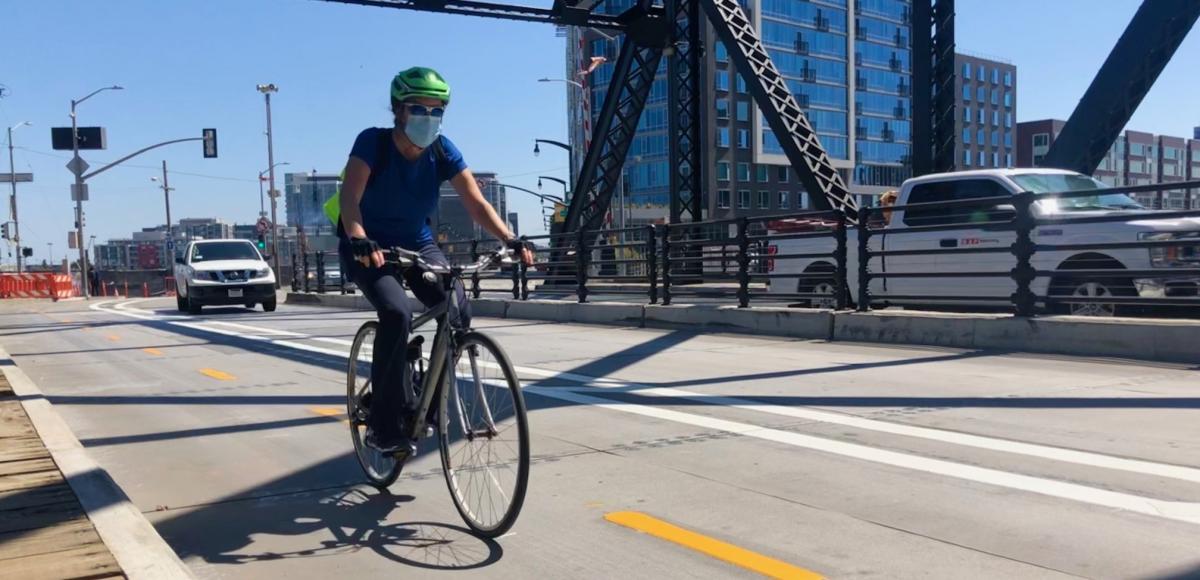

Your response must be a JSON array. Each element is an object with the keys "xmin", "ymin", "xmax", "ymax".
[{"xmin": 404, "ymin": 113, "xmax": 442, "ymax": 149}]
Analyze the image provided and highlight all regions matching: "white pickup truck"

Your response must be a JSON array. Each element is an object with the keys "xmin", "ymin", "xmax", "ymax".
[
  {"xmin": 174, "ymin": 239, "xmax": 277, "ymax": 314},
  {"xmin": 768, "ymin": 168, "xmax": 1200, "ymax": 316}
]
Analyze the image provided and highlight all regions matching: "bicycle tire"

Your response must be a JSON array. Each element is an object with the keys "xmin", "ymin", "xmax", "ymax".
[
  {"xmin": 438, "ymin": 331, "xmax": 529, "ymax": 538},
  {"xmin": 347, "ymin": 321, "xmax": 403, "ymax": 488}
]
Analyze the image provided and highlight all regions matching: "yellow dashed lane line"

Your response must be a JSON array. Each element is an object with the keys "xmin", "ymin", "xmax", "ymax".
[
  {"xmin": 198, "ymin": 368, "xmax": 236, "ymax": 381},
  {"xmin": 604, "ymin": 511, "xmax": 822, "ymax": 579}
]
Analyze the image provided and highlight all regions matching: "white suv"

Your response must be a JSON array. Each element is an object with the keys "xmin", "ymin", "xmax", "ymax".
[{"xmin": 174, "ymin": 240, "xmax": 277, "ymax": 314}]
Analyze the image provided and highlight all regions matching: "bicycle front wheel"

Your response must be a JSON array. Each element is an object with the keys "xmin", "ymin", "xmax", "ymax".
[
  {"xmin": 438, "ymin": 331, "xmax": 529, "ymax": 538},
  {"xmin": 347, "ymin": 321, "xmax": 402, "ymax": 489}
]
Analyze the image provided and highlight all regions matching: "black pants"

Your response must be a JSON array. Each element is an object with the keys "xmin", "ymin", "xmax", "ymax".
[{"xmin": 341, "ymin": 242, "xmax": 470, "ymax": 439}]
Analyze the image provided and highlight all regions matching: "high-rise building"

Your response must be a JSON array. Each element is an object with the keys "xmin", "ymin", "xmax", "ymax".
[
  {"xmin": 571, "ymin": 0, "xmax": 923, "ymax": 223},
  {"xmin": 433, "ymin": 171, "xmax": 506, "ymax": 242},
  {"xmin": 1017, "ymin": 120, "xmax": 1200, "ymax": 209},
  {"xmin": 178, "ymin": 218, "xmax": 232, "ymax": 241},
  {"xmin": 284, "ymin": 172, "xmax": 341, "ymax": 236},
  {"xmin": 954, "ymin": 52, "xmax": 1017, "ymax": 171}
]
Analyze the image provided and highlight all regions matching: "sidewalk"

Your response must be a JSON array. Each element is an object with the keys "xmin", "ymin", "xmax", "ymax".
[{"xmin": 0, "ymin": 372, "xmax": 124, "ymax": 579}]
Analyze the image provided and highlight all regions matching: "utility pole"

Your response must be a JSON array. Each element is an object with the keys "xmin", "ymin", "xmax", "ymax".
[
  {"xmin": 155, "ymin": 161, "xmax": 174, "ymax": 269},
  {"xmin": 257, "ymin": 84, "xmax": 281, "ymax": 288},
  {"xmin": 68, "ymin": 85, "xmax": 123, "ymax": 298},
  {"xmin": 7, "ymin": 122, "xmax": 30, "ymax": 273}
]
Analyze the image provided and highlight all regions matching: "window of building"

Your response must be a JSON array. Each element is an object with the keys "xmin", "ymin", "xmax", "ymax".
[
  {"xmin": 717, "ymin": 127, "xmax": 730, "ymax": 148},
  {"xmin": 991, "ymin": 131, "xmax": 999, "ymax": 147},
  {"xmin": 718, "ymin": 189, "xmax": 731, "ymax": 208},
  {"xmin": 977, "ymin": 128, "xmax": 985, "ymax": 144},
  {"xmin": 756, "ymin": 165, "xmax": 769, "ymax": 182},
  {"xmin": 962, "ymin": 128, "xmax": 971, "ymax": 145},
  {"xmin": 758, "ymin": 190, "xmax": 770, "ymax": 209},
  {"xmin": 977, "ymin": 86, "xmax": 985, "ymax": 102},
  {"xmin": 715, "ymin": 42, "xmax": 728, "ymax": 63},
  {"xmin": 777, "ymin": 166, "xmax": 789, "ymax": 182},
  {"xmin": 977, "ymin": 64, "xmax": 985, "ymax": 79},
  {"xmin": 716, "ymin": 99, "xmax": 729, "ymax": 119},
  {"xmin": 737, "ymin": 101, "xmax": 750, "ymax": 122},
  {"xmin": 1033, "ymin": 154, "xmax": 1045, "ymax": 165},
  {"xmin": 716, "ymin": 71, "xmax": 730, "ymax": 92},
  {"xmin": 1006, "ymin": 153, "xmax": 1012, "ymax": 167},
  {"xmin": 1165, "ymin": 146, "xmax": 1180, "ymax": 160},
  {"xmin": 962, "ymin": 85, "xmax": 971, "ymax": 101},
  {"xmin": 991, "ymin": 89, "xmax": 998, "ymax": 105},
  {"xmin": 799, "ymin": 192, "xmax": 810, "ymax": 209},
  {"xmin": 737, "ymin": 162, "xmax": 750, "ymax": 181},
  {"xmin": 779, "ymin": 191, "xmax": 789, "ymax": 208},
  {"xmin": 738, "ymin": 129, "xmax": 750, "ymax": 149},
  {"xmin": 978, "ymin": 108, "xmax": 985, "ymax": 124},
  {"xmin": 992, "ymin": 68, "xmax": 999, "ymax": 84},
  {"xmin": 1004, "ymin": 71, "xmax": 1012, "ymax": 87},
  {"xmin": 963, "ymin": 149, "xmax": 972, "ymax": 166},
  {"xmin": 737, "ymin": 189, "xmax": 751, "ymax": 209},
  {"xmin": 992, "ymin": 152, "xmax": 999, "ymax": 167},
  {"xmin": 1033, "ymin": 133, "xmax": 1049, "ymax": 148},
  {"xmin": 979, "ymin": 150, "xmax": 986, "ymax": 166},
  {"xmin": 963, "ymin": 106, "xmax": 971, "ymax": 123},
  {"xmin": 717, "ymin": 162, "xmax": 730, "ymax": 181},
  {"xmin": 992, "ymin": 110, "xmax": 999, "ymax": 126},
  {"xmin": 1130, "ymin": 142, "xmax": 1145, "ymax": 156},
  {"xmin": 1003, "ymin": 91, "xmax": 1012, "ymax": 108},
  {"xmin": 1004, "ymin": 132, "xmax": 1012, "ymax": 148},
  {"xmin": 1005, "ymin": 112, "xmax": 1012, "ymax": 128},
  {"xmin": 737, "ymin": 74, "xmax": 747, "ymax": 94},
  {"xmin": 962, "ymin": 62, "xmax": 971, "ymax": 80}
]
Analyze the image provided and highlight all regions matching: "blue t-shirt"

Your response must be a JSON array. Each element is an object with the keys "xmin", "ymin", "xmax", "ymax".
[{"xmin": 347, "ymin": 127, "xmax": 467, "ymax": 248}]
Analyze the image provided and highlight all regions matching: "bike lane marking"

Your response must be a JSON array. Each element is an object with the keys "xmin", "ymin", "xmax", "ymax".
[{"xmin": 605, "ymin": 511, "xmax": 823, "ymax": 579}]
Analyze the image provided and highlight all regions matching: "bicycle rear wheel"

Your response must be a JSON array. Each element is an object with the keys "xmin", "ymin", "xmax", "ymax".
[
  {"xmin": 438, "ymin": 331, "xmax": 529, "ymax": 538},
  {"xmin": 347, "ymin": 321, "xmax": 402, "ymax": 488}
]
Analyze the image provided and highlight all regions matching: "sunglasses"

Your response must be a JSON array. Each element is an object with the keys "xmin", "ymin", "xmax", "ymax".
[{"xmin": 406, "ymin": 104, "xmax": 445, "ymax": 118}]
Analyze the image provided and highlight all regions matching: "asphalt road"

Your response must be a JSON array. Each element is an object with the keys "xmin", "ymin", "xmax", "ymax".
[{"xmin": 2, "ymin": 297, "xmax": 1199, "ymax": 579}]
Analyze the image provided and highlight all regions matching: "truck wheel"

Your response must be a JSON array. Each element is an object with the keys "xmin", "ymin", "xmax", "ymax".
[
  {"xmin": 798, "ymin": 263, "xmax": 838, "ymax": 309},
  {"xmin": 1054, "ymin": 277, "xmax": 1134, "ymax": 317},
  {"xmin": 185, "ymin": 286, "xmax": 202, "ymax": 315},
  {"xmin": 262, "ymin": 297, "xmax": 277, "ymax": 312}
]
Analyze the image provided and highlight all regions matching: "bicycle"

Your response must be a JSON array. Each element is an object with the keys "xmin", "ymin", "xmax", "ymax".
[{"xmin": 345, "ymin": 246, "xmax": 529, "ymax": 538}]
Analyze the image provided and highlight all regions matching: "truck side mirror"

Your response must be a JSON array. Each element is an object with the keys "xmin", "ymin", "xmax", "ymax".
[{"xmin": 989, "ymin": 204, "xmax": 1017, "ymax": 221}]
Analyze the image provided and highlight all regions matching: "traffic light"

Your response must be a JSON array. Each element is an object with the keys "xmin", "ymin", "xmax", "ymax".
[
  {"xmin": 22, "ymin": 247, "xmax": 32, "ymax": 258},
  {"xmin": 1, "ymin": 223, "xmax": 9, "ymax": 240},
  {"xmin": 256, "ymin": 233, "xmax": 266, "ymax": 251}
]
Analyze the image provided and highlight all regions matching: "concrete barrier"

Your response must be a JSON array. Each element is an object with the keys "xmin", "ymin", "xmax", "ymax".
[{"xmin": 285, "ymin": 292, "xmax": 1200, "ymax": 365}]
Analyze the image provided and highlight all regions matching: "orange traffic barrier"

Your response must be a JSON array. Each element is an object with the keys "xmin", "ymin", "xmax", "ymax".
[
  {"xmin": 0, "ymin": 274, "xmax": 77, "ymax": 300},
  {"xmin": 142, "ymin": 282, "xmax": 150, "ymax": 297},
  {"xmin": 164, "ymin": 276, "xmax": 176, "ymax": 297}
]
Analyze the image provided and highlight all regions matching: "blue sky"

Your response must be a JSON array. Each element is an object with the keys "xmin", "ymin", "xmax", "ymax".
[{"xmin": 2, "ymin": 0, "xmax": 1197, "ymax": 266}]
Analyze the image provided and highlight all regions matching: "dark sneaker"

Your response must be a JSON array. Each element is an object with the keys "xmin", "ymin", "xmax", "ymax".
[{"xmin": 365, "ymin": 431, "xmax": 416, "ymax": 456}]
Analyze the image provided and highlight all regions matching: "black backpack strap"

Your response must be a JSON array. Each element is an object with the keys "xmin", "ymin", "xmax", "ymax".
[{"xmin": 366, "ymin": 129, "xmax": 392, "ymax": 188}]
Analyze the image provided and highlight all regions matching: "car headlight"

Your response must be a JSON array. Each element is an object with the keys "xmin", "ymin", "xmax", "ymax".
[
  {"xmin": 255, "ymin": 268, "xmax": 271, "ymax": 279},
  {"xmin": 1139, "ymin": 231, "xmax": 1200, "ymax": 267},
  {"xmin": 207, "ymin": 271, "xmax": 221, "ymax": 281}
]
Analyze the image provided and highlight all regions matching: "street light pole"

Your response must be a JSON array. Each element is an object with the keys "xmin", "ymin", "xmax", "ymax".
[
  {"xmin": 258, "ymin": 161, "xmax": 289, "ymax": 219},
  {"xmin": 257, "ymin": 84, "xmax": 281, "ymax": 288},
  {"xmin": 7, "ymin": 122, "xmax": 30, "ymax": 273},
  {"xmin": 70, "ymin": 85, "xmax": 122, "ymax": 298}
]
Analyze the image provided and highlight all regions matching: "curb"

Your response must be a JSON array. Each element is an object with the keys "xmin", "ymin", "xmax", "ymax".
[
  {"xmin": 285, "ymin": 293, "xmax": 1200, "ymax": 365},
  {"xmin": 0, "ymin": 345, "xmax": 195, "ymax": 580}
]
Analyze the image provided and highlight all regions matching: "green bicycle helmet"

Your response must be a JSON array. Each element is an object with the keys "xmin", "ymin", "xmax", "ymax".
[{"xmin": 391, "ymin": 66, "xmax": 451, "ymax": 105}]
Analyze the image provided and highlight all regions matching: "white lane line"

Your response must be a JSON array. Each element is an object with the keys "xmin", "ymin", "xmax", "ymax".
[
  {"xmin": 523, "ymin": 386, "xmax": 1200, "ymax": 526},
  {"xmin": 92, "ymin": 300, "xmax": 1200, "ymax": 525}
]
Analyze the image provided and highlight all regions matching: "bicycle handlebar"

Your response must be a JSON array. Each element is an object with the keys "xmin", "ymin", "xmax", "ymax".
[{"xmin": 382, "ymin": 247, "xmax": 515, "ymax": 276}]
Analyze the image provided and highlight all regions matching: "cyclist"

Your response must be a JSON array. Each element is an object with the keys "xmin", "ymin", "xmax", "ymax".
[{"xmin": 338, "ymin": 66, "xmax": 533, "ymax": 453}]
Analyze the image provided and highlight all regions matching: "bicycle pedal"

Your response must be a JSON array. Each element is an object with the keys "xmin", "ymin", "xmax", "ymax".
[{"xmin": 421, "ymin": 425, "xmax": 435, "ymax": 439}]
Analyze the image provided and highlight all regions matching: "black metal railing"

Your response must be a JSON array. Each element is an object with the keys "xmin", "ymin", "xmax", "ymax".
[{"xmin": 292, "ymin": 180, "xmax": 1200, "ymax": 319}]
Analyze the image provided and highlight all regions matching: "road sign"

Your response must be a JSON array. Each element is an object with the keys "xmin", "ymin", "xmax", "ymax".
[
  {"xmin": 67, "ymin": 231, "xmax": 78, "ymax": 249},
  {"xmin": 255, "ymin": 217, "xmax": 270, "ymax": 234},
  {"xmin": 202, "ymin": 128, "xmax": 218, "ymax": 158},
  {"xmin": 0, "ymin": 173, "xmax": 32, "ymax": 183},
  {"xmin": 65, "ymin": 156, "xmax": 90, "ymax": 176},
  {"xmin": 51, "ymin": 127, "xmax": 107, "ymax": 150},
  {"xmin": 553, "ymin": 202, "xmax": 567, "ymax": 223},
  {"xmin": 268, "ymin": 188, "xmax": 281, "ymax": 198},
  {"xmin": 166, "ymin": 240, "xmax": 175, "ymax": 251},
  {"xmin": 70, "ymin": 183, "xmax": 89, "ymax": 201}
]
